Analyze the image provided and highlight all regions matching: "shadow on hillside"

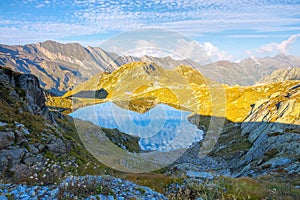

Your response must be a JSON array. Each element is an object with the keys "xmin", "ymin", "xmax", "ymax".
[{"xmin": 178, "ymin": 114, "xmax": 300, "ymax": 178}]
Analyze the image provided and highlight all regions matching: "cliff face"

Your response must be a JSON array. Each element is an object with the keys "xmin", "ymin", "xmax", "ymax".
[{"xmin": 0, "ymin": 67, "xmax": 47, "ymax": 116}]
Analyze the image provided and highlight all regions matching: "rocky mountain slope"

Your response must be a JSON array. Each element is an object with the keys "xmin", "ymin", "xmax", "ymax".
[
  {"xmin": 1, "ymin": 41, "xmax": 299, "ymax": 95},
  {"xmin": 0, "ymin": 41, "xmax": 138, "ymax": 95},
  {"xmin": 238, "ymin": 82, "xmax": 300, "ymax": 176},
  {"xmin": 184, "ymin": 82, "xmax": 300, "ymax": 180},
  {"xmin": 257, "ymin": 66, "xmax": 300, "ymax": 84},
  {"xmin": 0, "ymin": 66, "xmax": 101, "ymax": 183}
]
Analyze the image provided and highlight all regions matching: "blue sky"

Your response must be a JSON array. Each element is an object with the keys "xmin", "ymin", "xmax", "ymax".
[{"xmin": 0, "ymin": 0, "xmax": 300, "ymax": 61}]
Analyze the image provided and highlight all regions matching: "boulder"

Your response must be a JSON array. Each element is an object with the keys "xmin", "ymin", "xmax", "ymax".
[
  {"xmin": 14, "ymin": 130, "xmax": 28, "ymax": 146},
  {"xmin": 0, "ymin": 147, "xmax": 27, "ymax": 172},
  {"xmin": 28, "ymin": 144, "xmax": 40, "ymax": 154},
  {"xmin": 46, "ymin": 136, "xmax": 70, "ymax": 154},
  {"xmin": 0, "ymin": 132, "xmax": 15, "ymax": 149}
]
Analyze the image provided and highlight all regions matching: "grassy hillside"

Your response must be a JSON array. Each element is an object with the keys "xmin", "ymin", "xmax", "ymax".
[{"xmin": 47, "ymin": 62, "xmax": 300, "ymax": 124}]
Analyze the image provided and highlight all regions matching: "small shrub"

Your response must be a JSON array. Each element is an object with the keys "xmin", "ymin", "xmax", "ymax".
[{"xmin": 58, "ymin": 177, "xmax": 115, "ymax": 199}]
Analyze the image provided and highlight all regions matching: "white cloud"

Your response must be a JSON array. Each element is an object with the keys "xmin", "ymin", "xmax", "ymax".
[
  {"xmin": 173, "ymin": 39, "xmax": 207, "ymax": 62},
  {"xmin": 277, "ymin": 34, "xmax": 300, "ymax": 54},
  {"xmin": 100, "ymin": 37, "xmax": 232, "ymax": 63},
  {"xmin": 201, "ymin": 42, "xmax": 232, "ymax": 61},
  {"xmin": 35, "ymin": 3, "xmax": 45, "ymax": 8},
  {"xmin": 129, "ymin": 40, "xmax": 159, "ymax": 57},
  {"xmin": 1, "ymin": 0, "xmax": 300, "ymax": 58},
  {"xmin": 173, "ymin": 39, "xmax": 232, "ymax": 63},
  {"xmin": 116, "ymin": 40, "xmax": 173, "ymax": 58},
  {"xmin": 226, "ymin": 34, "xmax": 289, "ymax": 38},
  {"xmin": 253, "ymin": 34, "xmax": 300, "ymax": 56},
  {"xmin": 67, "ymin": 0, "xmax": 300, "ymax": 36},
  {"xmin": 135, "ymin": 40, "xmax": 158, "ymax": 49},
  {"xmin": 0, "ymin": 21, "xmax": 101, "ymax": 45}
]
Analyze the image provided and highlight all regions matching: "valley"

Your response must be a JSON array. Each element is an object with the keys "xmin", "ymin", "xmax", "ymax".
[{"xmin": 0, "ymin": 45, "xmax": 300, "ymax": 199}]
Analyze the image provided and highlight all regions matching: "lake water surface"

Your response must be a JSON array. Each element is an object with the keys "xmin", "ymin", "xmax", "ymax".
[{"xmin": 70, "ymin": 102, "xmax": 203, "ymax": 151}]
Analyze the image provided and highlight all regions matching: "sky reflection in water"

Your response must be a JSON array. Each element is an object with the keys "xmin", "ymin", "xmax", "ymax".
[{"xmin": 70, "ymin": 102, "xmax": 203, "ymax": 151}]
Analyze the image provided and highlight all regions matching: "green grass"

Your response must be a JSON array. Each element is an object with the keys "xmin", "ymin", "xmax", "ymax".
[
  {"xmin": 121, "ymin": 173, "xmax": 184, "ymax": 193},
  {"xmin": 167, "ymin": 176, "xmax": 300, "ymax": 200},
  {"xmin": 54, "ymin": 117, "xmax": 116, "ymax": 176},
  {"xmin": 208, "ymin": 121, "xmax": 251, "ymax": 157},
  {"xmin": 0, "ymin": 79, "xmax": 46, "ymax": 134},
  {"xmin": 101, "ymin": 128, "xmax": 141, "ymax": 153},
  {"xmin": 0, "ymin": 99, "xmax": 46, "ymax": 134}
]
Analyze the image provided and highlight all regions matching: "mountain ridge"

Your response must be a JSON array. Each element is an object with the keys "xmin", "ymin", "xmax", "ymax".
[
  {"xmin": 1, "ymin": 41, "xmax": 300, "ymax": 95},
  {"xmin": 0, "ymin": 40, "xmax": 139, "ymax": 95}
]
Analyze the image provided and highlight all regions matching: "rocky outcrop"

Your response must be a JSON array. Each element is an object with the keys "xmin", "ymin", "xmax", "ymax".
[
  {"xmin": 71, "ymin": 88, "xmax": 109, "ymax": 99},
  {"xmin": 0, "ymin": 67, "xmax": 47, "ymax": 116},
  {"xmin": 0, "ymin": 121, "xmax": 76, "ymax": 182},
  {"xmin": 237, "ymin": 82, "xmax": 300, "ymax": 176},
  {"xmin": 16, "ymin": 74, "xmax": 47, "ymax": 115},
  {"xmin": 0, "ymin": 131, "xmax": 15, "ymax": 149},
  {"xmin": 0, "ymin": 67, "xmax": 82, "ymax": 183},
  {"xmin": 257, "ymin": 66, "xmax": 300, "ymax": 84}
]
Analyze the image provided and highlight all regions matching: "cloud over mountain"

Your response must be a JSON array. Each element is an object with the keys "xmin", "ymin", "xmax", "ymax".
[{"xmin": 250, "ymin": 34, "xmax": 300, "ymax": 56}]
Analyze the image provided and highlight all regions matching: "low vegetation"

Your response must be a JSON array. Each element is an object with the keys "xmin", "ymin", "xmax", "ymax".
[
  {"xmin": 102, "ymin": 128, "xmax": 141, "ymax": 153},
  {"xmin": 58, "ymin": 176, "xmax": 115, "ymax": 199},
  {"xmin": 121, "ymin": 173, "xmax": 184, "ymax": 193},
  {"xmin": 166, "ymin": 177, "xmax": 300, "ymax": 200}
]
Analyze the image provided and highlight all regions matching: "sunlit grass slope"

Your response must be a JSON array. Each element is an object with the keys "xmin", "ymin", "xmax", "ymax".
[{"xmin": 47, "ymin": 62, "xmax": 300, "ymax": 123}]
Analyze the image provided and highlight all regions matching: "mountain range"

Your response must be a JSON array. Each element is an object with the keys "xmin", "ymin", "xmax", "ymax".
[
  {"xmin": 1, "ymin": 41, "xmax": 300, "ymax": 95},
  {"xmin": 0, "ymin": 41, "xmax": 138, "ymax": 95}
]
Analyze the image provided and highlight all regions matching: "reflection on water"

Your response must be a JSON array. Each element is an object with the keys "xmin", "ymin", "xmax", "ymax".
[{"xmin": 70, "ymin": 102, "xmax": 203, "ymax": 151}]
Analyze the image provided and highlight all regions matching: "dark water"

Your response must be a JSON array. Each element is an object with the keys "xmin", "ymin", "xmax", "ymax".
[{"xmin": 70, "ymin": 102, "xmax": 203, "ymax": 151}]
